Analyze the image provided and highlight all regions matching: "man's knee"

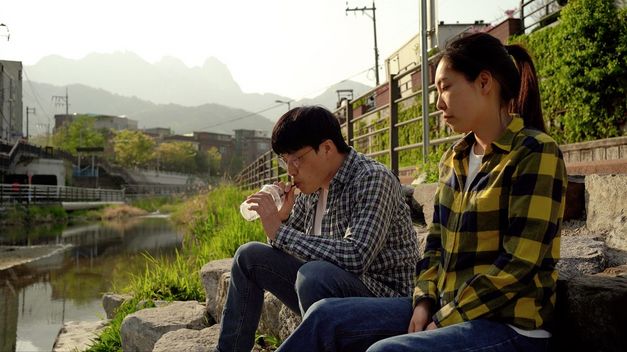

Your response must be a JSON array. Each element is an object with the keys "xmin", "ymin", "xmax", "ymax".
[
  {"xmin": 234, "ymin": 241, "xmax": 269, "ymax": 260},
  {"xmin": 295, "ymin": 261, "xmax": 335, "ymax": 291}
]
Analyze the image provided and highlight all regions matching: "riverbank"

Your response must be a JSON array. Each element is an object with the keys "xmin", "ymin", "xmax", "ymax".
[
  {"xmin": 0, "ymin": 244, "xmax": 72, "ymax": 272},
  {"xmin": 84, "ymin": 185, "xmax": 265, "ymax": 351}
]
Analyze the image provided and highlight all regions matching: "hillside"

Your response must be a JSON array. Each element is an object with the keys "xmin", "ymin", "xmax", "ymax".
[{"xmin": 25, "ymin": 52, "xmax": 372, "ymax": 122}]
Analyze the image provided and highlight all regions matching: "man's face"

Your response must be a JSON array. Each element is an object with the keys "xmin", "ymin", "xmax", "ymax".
[{"xmin": 280, "ymin": 144, "xmax": 329, "ymax": 194}]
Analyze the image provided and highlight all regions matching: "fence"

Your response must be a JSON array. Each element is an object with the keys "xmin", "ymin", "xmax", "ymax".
[
  {"xmin": 0, "ymin": 184, "xmax": 124, "ymax": 204},
  {"xmin": 236, "ymin": 53, "xmax": 457, "ymax": 190},
  {"xmin": 520, "ymin": 0, "xmax": 564, "ymax": 33}
]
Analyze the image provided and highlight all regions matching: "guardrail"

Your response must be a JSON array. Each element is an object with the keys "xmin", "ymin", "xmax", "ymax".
[
  {"xmin": 520, "ymin": 0, "xmax": 564, "ymax": 33},
  {"xmin": 236, "ymin": 53, "xmax": 454, "ymax": 190},
  {"xmin": 0, "ymin": 184, "xmax": 124, "ymax": 204}
]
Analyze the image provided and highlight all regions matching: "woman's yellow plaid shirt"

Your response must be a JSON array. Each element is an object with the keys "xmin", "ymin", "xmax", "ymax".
[{"xmin": 414, "ymin": 115, "xmax": 567, "ymax": 330}]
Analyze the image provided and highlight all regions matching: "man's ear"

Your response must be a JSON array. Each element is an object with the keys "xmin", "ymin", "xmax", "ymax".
[{"xmin": 321, "ymin": 139, "xmax": 334, "ymax": 154}]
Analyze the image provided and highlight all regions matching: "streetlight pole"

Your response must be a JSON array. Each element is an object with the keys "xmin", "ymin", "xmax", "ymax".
[
  {"xmin": 26, "ymin": 107, "xmax": 36, "ymax": 140},
  {"xmin": 0, "ymin": 23, "xmax": 9, "ymax": 41},
  {"xmin": 346, "ymin": 1, "xmax": 380, "ymax": 86},
  {"xmin": 275, "ymin": 100, "xmax": 291, "ymax": 112}
]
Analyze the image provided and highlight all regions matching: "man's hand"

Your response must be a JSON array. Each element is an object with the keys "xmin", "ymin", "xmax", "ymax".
[
  {"xmin": 275, "ymin": 181, "xmax": 295, "ymax": 222},
  {"xmin": 407, "ymin": 300, "xmax": 433, "ymax": 333},
  {"xmin": 246, "ymin": 183, "xmax": 293, "ymax": 240}
]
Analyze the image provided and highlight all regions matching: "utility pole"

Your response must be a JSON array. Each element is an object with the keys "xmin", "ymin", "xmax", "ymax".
[
  {"xmin": 275, "ymin": 99, "xmax": 291, "ymax": 112},
  {"xmin": 52, "ymin": 87, "xmax": 69, "ymax": 117},
  {"xmin": 25, "ymin": 107, "xmax": 35, "ymax": 140},
  {"xmin": 346, "ymin": 1, "xmax": 380, "ymax": 85}
]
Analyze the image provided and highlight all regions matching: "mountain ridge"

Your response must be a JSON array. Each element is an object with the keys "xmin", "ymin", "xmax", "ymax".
[{"xmin": 25, "ymin": 52, "xmax": 373, "ymax": 122}]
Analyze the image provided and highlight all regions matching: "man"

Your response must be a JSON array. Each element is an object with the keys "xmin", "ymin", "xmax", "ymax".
[{"xmin": 217, "ymin": 106, "xmax": 419, "ymax": 352}]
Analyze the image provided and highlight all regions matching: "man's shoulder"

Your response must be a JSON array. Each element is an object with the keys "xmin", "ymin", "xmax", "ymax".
[{"xmin": 350, "ymin": 152, "xmax": 397, "ymax": 184}]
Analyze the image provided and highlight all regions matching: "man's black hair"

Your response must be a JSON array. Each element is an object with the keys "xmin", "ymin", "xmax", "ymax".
[{"xmin": 271, "ymin": 105, "xmax": 351, "ymax": 155}]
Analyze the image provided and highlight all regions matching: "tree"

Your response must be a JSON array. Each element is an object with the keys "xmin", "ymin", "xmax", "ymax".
[
  {"xmin": 515, "ymin": 0, "xmax": 627, "ymax": 143},
  {"xmin": 51, "ymin": 115, "xmax": 105, "ymax": 154},
  {"xmin": 205, "ymin": 147, "xmax": 222, "ymax": 176},
  {"xmin": 113, "ymin": 130, "xmax": 155, "ymax": 168},
  {"xmin": 154, "ymin": 141, "xmax": 197, "ymax": 173}
]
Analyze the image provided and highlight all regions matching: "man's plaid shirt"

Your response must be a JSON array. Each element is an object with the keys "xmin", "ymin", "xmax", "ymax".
[
  {"xmin": 271, "ymin": 149, "xmax": 419, "ymax": 297},
  {"xmin": 413, "ymin": 115, "xmax": 567, "ymax": 330}
]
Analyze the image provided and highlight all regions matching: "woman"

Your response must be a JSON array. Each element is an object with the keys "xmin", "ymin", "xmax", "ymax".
[{"xmin": 275, "ymin": 32, "xmax": 567, "ymax": 352}]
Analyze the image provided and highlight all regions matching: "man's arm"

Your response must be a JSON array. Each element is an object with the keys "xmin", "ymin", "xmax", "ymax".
[{"xmin": 272, "ymin": 169, "xmax": 397, "ymax": 274}]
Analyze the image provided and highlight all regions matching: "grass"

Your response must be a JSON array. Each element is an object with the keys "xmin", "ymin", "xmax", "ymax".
[
  {"xmin": 0, "ymin": 204, "xmax": 68, "ymax": 226},
  {"xmin": 129, "ymin": 195, "xmax": 185, "ymax": 213},
  {"xmin": 86, "ymin": 185, "xmax": 266, "ymax": 351}
]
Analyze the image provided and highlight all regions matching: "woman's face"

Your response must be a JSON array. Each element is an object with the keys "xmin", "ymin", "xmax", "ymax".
[{"xmin": 435, "ymin": 59, "xmax": 486, "ymax": 134}]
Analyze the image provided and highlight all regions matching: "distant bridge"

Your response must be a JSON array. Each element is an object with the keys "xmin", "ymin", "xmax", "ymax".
[{"xmin": 0, "ymin": 183, "xmax": 124, "ymax": 209}]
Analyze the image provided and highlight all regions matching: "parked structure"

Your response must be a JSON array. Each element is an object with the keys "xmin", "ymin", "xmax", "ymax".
[{"xmin": 0, "ymin": 60, "xmax": 23, "ymax": 142}]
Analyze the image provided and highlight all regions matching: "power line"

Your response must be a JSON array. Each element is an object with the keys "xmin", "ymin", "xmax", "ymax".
[
  {"xmin": 194, "ymin": 64, "xmax": 376, "ymax": 132},
  {"xmin": 22, "ymin": 69, "xmax": 52, "ymax": 118}
]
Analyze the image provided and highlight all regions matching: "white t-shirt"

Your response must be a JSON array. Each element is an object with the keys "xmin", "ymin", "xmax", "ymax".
[{"xmin": 313, "ymin": 188, "xmax": 328, "ymax": 236}]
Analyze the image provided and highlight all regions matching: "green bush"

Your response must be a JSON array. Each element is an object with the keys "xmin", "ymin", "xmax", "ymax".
[{"xmin": 514, "ymin": 0, "xmax": 627, "ymax": 143}]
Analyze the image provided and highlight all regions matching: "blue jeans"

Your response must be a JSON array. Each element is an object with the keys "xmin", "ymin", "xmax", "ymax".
[
  {"xmin": 217, "ymin": 242, "xmax": 374, "ymax": 352},
  {"xmin": 277, "ymin": 297, "xmax": 550, "ymax": 352}
]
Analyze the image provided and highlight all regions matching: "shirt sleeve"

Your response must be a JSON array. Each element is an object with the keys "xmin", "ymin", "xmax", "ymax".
[
  {"xmin": 413, "ymin": 184, "xmax": 442, "ymax": 307},
  {"xmin": 272, "ymin": 170, "xmax": 397, "ymax": 275},
  {"xmin": 433, "ymin": 139, "xmax": 567, "ymax": 327},
  {"xmin": 283, "ymin": 192, "xmax": 308, "ymax": 232}
]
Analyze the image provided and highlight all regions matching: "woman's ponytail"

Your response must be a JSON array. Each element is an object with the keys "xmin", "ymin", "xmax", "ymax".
[{"xmin": 505, "ymin": 44, "xmax": 546, "ymax": 132}]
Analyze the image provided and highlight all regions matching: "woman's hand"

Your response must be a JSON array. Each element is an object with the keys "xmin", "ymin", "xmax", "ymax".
[{"xmin": 407, "ymin": 300, "xmax": 433, "ymax": 333}]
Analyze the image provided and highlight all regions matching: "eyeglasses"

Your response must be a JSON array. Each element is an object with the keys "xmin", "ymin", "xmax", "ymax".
[{"xmin": 278, "ymin": 148, "xmax": 314, "ymax": 169}]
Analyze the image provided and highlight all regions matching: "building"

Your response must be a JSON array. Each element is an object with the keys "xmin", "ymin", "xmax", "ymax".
[
  {"xmin": 234, "ymin": 129, "xmax": 271, "ymax": 166},
  {"xmin": 53, "ymin": 113, "xmax": 138, "ymax": 133},
  {"xmin": 162, "ymin": 134, "xmax": 200, "ymax": 150},
  {"xmin": 385, "ymin": 21, "xmax": 490, "ymax": 78},
  {"xmin": 0, "ymin": 60, "xmax": 23, "ymax": 142},
  {"xmin": 193, "ymin": 131, "xmax": 233, "ymax": 158},
  {"xmin": 143, "ymin": 127, "xmax": 172, "ymax": 139}
]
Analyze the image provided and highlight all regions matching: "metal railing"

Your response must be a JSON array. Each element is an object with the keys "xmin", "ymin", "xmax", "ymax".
[
  {"xmin": 0, "ymin": 184, "xmax": 124, "ymax": 204},
  {"xmin": 236, "ymin": 53, "xmax": 460, "ymax": 189},
  {"xmin": 520, "ymin": 0, "xmax": 564, "ymax": 33}
]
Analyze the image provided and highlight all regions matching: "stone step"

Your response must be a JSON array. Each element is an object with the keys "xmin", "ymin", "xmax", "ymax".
[
  {"xmin": 120, "ymin": 300, "xmax": 209, "ymax": 352},
  {"xmin": 154, "ymin": 325, "xmax": 220, "ymax": 352}
]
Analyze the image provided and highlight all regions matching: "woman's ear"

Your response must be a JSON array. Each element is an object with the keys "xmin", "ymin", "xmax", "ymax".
[{"xmin": 477, "ymin": 70, "xmax": 493, "ymax": 94}]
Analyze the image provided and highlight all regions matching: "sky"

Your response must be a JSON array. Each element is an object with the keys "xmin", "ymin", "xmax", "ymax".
[{"xmin": 1, "ymin": 0, "xmax": 520, "ymax": 100}]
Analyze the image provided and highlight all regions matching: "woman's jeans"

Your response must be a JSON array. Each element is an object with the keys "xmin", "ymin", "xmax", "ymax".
[
  {"xmin": 277, "ymin": 296, "xmax": 550, "ymax": 352},
  {"xmin": 216, "ymin": 242, "xmax": 373, "ymax": 352}
]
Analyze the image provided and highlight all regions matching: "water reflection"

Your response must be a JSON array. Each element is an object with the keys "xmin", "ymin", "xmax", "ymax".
[{"xmin": 0, "ymin": 216, "xmax": 183, "ymax": 352}]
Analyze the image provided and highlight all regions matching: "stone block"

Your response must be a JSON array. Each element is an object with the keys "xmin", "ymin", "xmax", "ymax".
[
  {"xmin": 214, "ymin": 272, "xmax": 230, "ymax": 323},
  {"xmin": 558, "ymin": 235, "xmax": 607, "ymax": 280},
  {"xmin": 102, "ymin": 292, "xmax": 132, "ymax": 319},
  {"xmin": 553, "ymin": 272, "xmax": 627, "ymax": 352},
  {"xmin": 586, "ymin": 174, "xmax": 627, "ymax": 250},
  {"xmin": 120, "ymin": 300, "xmax": 209, "ymax": 352},
  {"xmin": 200, "ymin": 258, "xmax": 233, "ymax": 322},
  {"xmin": 153, "ymin": 325, "xmax": 220, "ymax": 352},
  {"xmin": 412, "ymin": 183, "xmax": 438, "ymax": 227},
  {"xmin": 277, "ymin": 305, "xmax": 302, "ymax": 341},
  {"xmin": 257, "ymin": 292, "xmax": 302, "ymax": 340},
  {"xmin": 52, "ymin": 320, "xmax": 108, "ymax": 352}
]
